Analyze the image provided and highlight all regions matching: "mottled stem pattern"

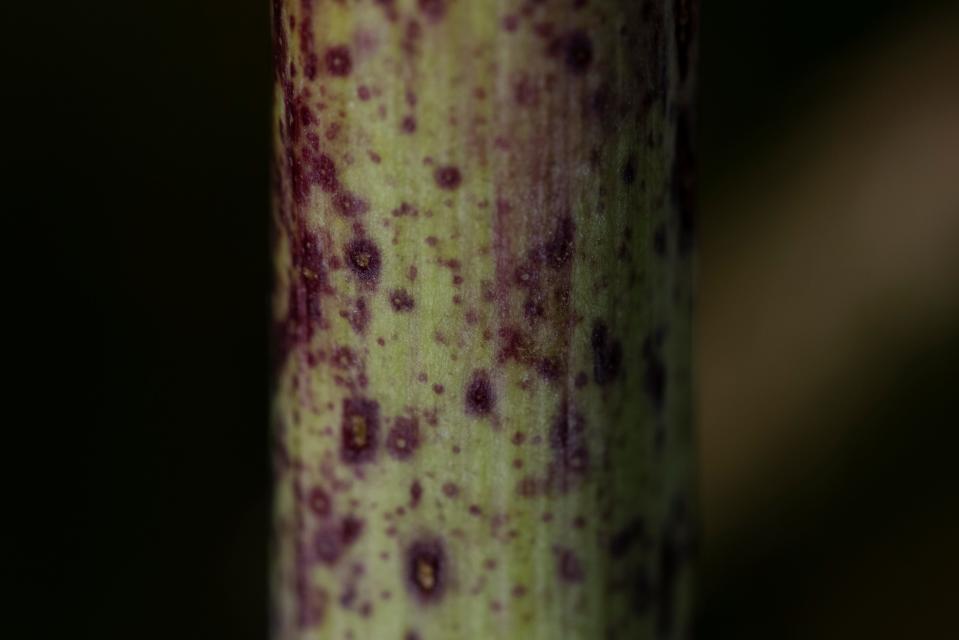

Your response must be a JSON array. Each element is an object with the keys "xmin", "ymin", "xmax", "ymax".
[{"xmin": 270, "ymin": 1, "xmax": 698, "ymax": 638}]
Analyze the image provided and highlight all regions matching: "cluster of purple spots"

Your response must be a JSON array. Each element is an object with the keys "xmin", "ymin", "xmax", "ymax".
[
  {"xmin": 464, "ymin": 369, "xmax": 494, "ymax": 416},
  {"xmin": 405, "ymin": 537, "xmax": 447, "ymax": 603},
  {"xmin": 389, "ymin": 289, "xmax": 415, "ymax": 312},
  {"xmin": 591, "ymin": 320, "xmax": 623, "ymax": 386},
  {"xmin": 340, "ymin": 396, "xmax": 380, "ymax": 464},
  {"xmin": 313, "ymin": 515, "xmax": 366, "ymax": 565},
  {"xmin": 386, "ymin": 416, "xmax": 421, "ymax": 460},
  {"xmin": 433, "ymin": 165, "xmax": 462, "ymax": 190},
  {"xmin": 344, "ymin": 237, "xmax": 382, "ymax": 285},
  {"xmin": 332, "ymin": 190, "xmax": 369, "ymax": 217}
]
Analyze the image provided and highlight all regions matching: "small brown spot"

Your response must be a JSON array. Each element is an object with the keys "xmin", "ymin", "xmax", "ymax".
[{"xmin": 401, "ymin": 116, "xmax": 417, "ymax": 133}]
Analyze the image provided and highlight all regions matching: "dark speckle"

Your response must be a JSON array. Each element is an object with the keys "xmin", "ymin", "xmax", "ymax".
[
  {"xmin": 464, "ymin": 369, "xmax": 494, "ymax": 417},
  {"xmin": 401, "ymin": 115, "xmax": 417, "ymax": 133},
  {"xmin": 549, "ymin": 409, "xmax": 588, "ymax": 475},
  {"xmin": 563, "ymin": 31, "xmax": 593, "ymax": 74},
  {"xmin": 442, "ymin": 482, "xmax": 459, "ymax": 498},
  {"xmin": 591, "ymin": 320, "xmax": 623, "ymax": 385},
  {"xmin": 325, "ymin": 45, "xmax": 353, "ymax": 76},
  {"xmin": 405, "ymin": 537, "xmax": 447, "ymax": 603},
  {"xmin": 653, "ymin": 224, "xmax": 667, "ymax": 257},
  {"xmin": 556, "ymin": 548, "xmax": 585, "ymax": 583},
  {"xmin": 610, "ymin": 518, "xmax": 648, "ymax": 558},
  {"xmin": 389, "ymin": 289, "xmax": 415, "ymax": 312},
  {"xmin": 314, "ymin": 528, "xmax": 343, "ymax": 565},
  {"xmin": 622, "ymin": 155, "xmax": 637, "ymax": 185},
  {"xmin": 542, "ymin": 215, "xmax": 575, "ymax": 269},
  {"xmin": 345, "ymin": 237, "xmax": 382, "ymax": 285},
  {"xmin": 340, "ymin": 396, "xmax": 380, "ymax": 464},
  {"xmin": 642, "ymin": 329, "xmax": 666, "ymax": 411},
  {"xmin": 434, "ymin": 165, "xmax": 462, "ymax": 190},
  {"xmin": 410, "ymin": 481, "xmax": 423, "ymax": 508},
  {"xmin": 386, "ymin": 416, "xmax": 421, "ymax": 460},
  {"xmin": 341, "ymin": 515, "xmax": 364, "ymax": 545}
]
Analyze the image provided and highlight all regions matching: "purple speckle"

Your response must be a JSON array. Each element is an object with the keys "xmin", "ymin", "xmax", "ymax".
[
  {"xmin": 389, "ymin": 289, "xmax": 415, "ymax": 312},
  {"xmin": 556, "ymin": 547, "xmax": 585, "ymax": 583},
  {"xmin": 340, "ymin": 396, "xmax": 380, "ymax": 464},
  {"xmin": 386, "ymin": 416, "xmax": 421, "ymax": 460},
  {"xmin": 591, "ymin": 320, "xmax": 623, "ymax": 385},
  {"xmin": 401, "ymin": 116, "xmax": 417, "ymax": 133},
  {"xmin": 332, "ymin": 191, "xmax": 370, "ymax": 217},
  {"xmin": 464, "ymin": 369, "xmax": 494, "ymax": 416},
  {"xmin": 307, "ymin": 151, "xmax": 338, "ymax": 193},
  {"xmin": 406, "ymin": 537, "xmax": 447, "ymax": 603},
  {"xmin": 345, "ymin": 237, "xmax": 382, "ymax": 284},
  {"xmin": 417, "ymin": 0, "xmax": 447, "ymax": 22},
  {"xmin": 434, "ymin": 165, "xmax": 463, "ymax": 190},
  {"xmin": 563, "ymin": 31, "xmax": 593, "ymax": 73},
  {"xmin": 410, "ymin": 480, "xmax": 423, "ymax": 508},
  {"xmin": 308, "ymin": 486, "xmax": 332, "ymax": 517},
  {"xmin": 325, "ymin": 45, "xmax": 353, "ymax": 76}
]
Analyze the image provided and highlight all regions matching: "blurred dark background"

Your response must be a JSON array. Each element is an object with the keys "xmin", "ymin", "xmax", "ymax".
[{"xmin": 5, "ymin": 1, "xmax": 957, "ymax": 638}]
